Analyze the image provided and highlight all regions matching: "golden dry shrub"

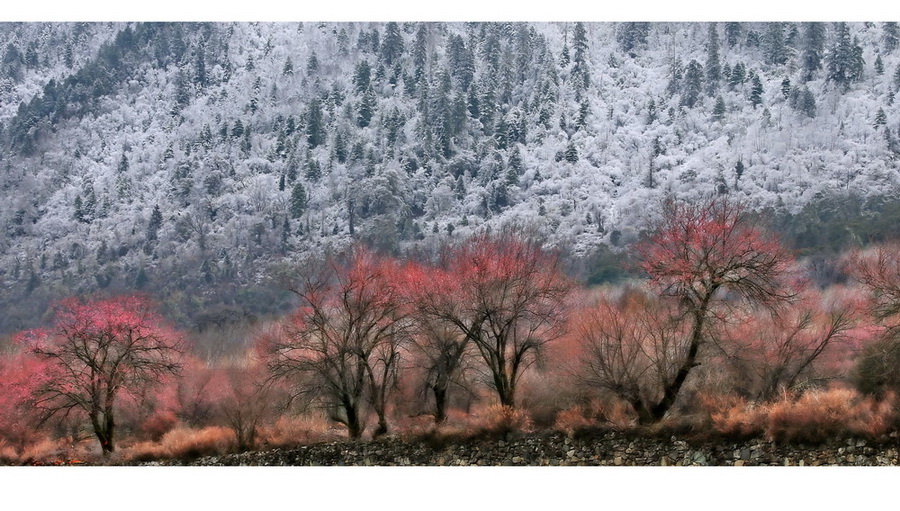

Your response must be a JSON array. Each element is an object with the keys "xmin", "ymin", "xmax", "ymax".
[
  {"xmin": 125, "ymin": 426, "xmax": 235, "ymax": 461},
  {"xmin": 765, "ymin": 388, "xmax": 895, "ymax": 442}
]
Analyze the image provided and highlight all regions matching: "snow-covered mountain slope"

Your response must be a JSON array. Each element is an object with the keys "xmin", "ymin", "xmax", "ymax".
[{"xmin": 0, "ymin": 22, "xmax": 898, "ymax": 331}]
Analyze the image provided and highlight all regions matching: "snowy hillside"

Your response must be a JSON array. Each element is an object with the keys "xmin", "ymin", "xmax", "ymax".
[{"xmin": 1, "ymin": 21, "xmax": 899, "ymax": 331}]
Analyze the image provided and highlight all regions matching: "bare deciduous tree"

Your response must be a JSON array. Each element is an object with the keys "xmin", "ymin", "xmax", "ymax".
[
  {"xmin": 416, "ymin": 233, "xmax": 572, "ymax": 408},
  {"xmin": 19, "ymin": 295, "xmax": 183, "ymax": 455},
  {"xmin": 262, "ymin": 248, "xmax": 408, "ymax": 439},
  {"xmin": 622, "ymin": 198, "xmax": 796, "ymax": 422}
]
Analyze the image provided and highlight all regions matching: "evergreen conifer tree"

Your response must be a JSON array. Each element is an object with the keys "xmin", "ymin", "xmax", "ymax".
[
  {"xmin": 380, "ymin": 22, "xmax": 404, "ymax": 67},
  {"xmin": 884, "ymin": 22, "xmax": 899, "ymax": 53},
  {"xmin": 826, "ymin": 23, "xmax": 865, "ymax": 89},
  {"xmin": 306, "ymin": 98, "xmax": 325, "ymax": 148},
  {"xmin": 750, "ymin": 74, "xmax": 764, "ymax": 108},
  {"xmin": 290, "ymin": 182, "xmax": 307, "ymax": 218},
  {"xmin": 564, "ymin": 140, "xmax": 579, "ymax": 163},
  {"xmin": 681, "ymin": 60, "xmax": 703, "ymax": 108},
  {"xmin": 764, "ymin": 22, "xmax": 788, "ymax": 66},
  {"xmin": 712, "ymin": 96, "xmax": 726, "ymax": 121},
  {"xmin": 724, "ymin": 22, "xmax": 742, "ymax": 48},
  {"xmin": 875, "ymin": 108, "xmax": 887, "ymax": 129},
  {"xmin": 706, "ymin": 23, "xmax": 721, "ymax": 96},
  {"xmin": 802, "ymin": 22, "xmax": 826, "ymax": 81}
]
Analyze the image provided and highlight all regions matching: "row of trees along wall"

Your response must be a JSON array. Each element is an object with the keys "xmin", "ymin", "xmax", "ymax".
[{"xmin": 5, "ymin": 197, "xmax": 900, "ymax": 456}]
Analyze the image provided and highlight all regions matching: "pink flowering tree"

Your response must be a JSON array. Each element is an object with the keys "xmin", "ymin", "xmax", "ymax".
[
  {"xmin": 262, "ymin": 247, "xmax": 409, "ymax": 439},
  {"xmin": 17, "ymin": 294, "xmax": 184, "ymax": 455},
  {"xmin": 415, "ymin": 233, "xmax": 572, "ymax": 409},
  {"xmin": 630, "ymin": 198, "xmax": 796, "ymax": 422},
  {"xmin": 713, "ymin": 286, "xmax": 860, "ymax": 401}
]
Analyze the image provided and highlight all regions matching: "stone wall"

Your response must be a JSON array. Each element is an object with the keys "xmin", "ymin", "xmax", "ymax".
[{"xmin": 150, "ymin": 430, "xmax": 900, "ymax": 466}]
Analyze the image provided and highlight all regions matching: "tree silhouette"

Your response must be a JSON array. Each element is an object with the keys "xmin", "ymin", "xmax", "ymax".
[
  {"xmin": 630, "ymin": 198, "xmax": 795, "ymax": 422},
  {"xmin": 18, "ymin": 295, "xmax": 183, "ymax": 455}
]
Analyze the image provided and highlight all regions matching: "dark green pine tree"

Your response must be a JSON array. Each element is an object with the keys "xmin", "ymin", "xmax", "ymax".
[
  {"xmin": 781, "ymin": 77, "xmax": 791, "ymax": 99},
  {"xmin": 559, "ymin": 41, "xmax": 570, "ymax": 68},
  {"xmin": 564, "ymin": 139, "xmax": 579, "ymax": 163},
  {"xmin": 646, "ymin": 98, "xmax": 657, "ymax": 124},
  {"xmin": 290, "ymin": 182, "xmax": 307, "ymax": 218},
  {"xmin": 411, "ymin": 24, "xmax": 428, "ymax": 91},
  {"xmin": 826, "ymin": 23, "xmax": 865, "ymax": 90},
  {"xmin": 147, "ymin": 204, "xmax": 163, "ymax": 241},
  {"xmin": 194, "ymin": 40, "xmax": 210, "ymax": 85},
  {"xmin": 681, "ymin": 59, "xmax": 703, "ymax": 108},
  {"xmin": 572, "ymin": 22, "xmax": 590, "ymax": 91},
  {"xmin": 884, "ymin": 22, "xmax": 899, "ymax": 53},
  {"xmin": 306, "ymin": 98, "xmax": 325, "ymax": 148},
  {"xmin": 729, "ymin": 62, "xmax": 746, "ymax": 88},
  {"xmin": 231, "ymin": 119, "xmax": 244, "ymax": 138},
  {"xmin": 875, "ymin": 55, "xmax": 884, "ymax": 75},
  {"xmin": 508, "ymin": 145, "xmax": 524, "ymax": 176},
  {"xmin": 617, "ymin": 22, "xmax": 650, "ymax": 56},
  {"xmin": 666, "ymin": 58, "xmax": 683, "ymax": 97},
  {"xmin": 305, "ymin": 158, "xmax": 321, "ymax": 182},
  {"xmin": 792, "ymin": 86, "xmax": 817, "ymax": 118},
  {"xmin": 240, "ymin": 125, "xmax": 252, "ymax": 155},
  {"xmin": 447, "ymin": 33, "xmax": 475, "ymax": 91},
  {"xmin": 380, "ymin": 22, "xmax": 404, "ymax": 67},
  {"xmin": 706, "ymin": 23, "xmax": 721, "ymax": 96},
  {"xmin": 353, "ymin": 61, "xmax": 372, "ymax": 94},
  {"xmin": 764, "ymin": 22, "xmax": 788, "ymax": 66},
  {"xmin": 577, "ymin": 100, "xmax": 590, "ymax": 131},
  {"xmin": 357, "ymin": 86, "xmax": 377, "ymax": 128},
  {"xmin": 306, "ymin": 52, "xmax": 319, "ymax": 74},
  {"xmin": 875, "ymin": 108, "xmax": 887, "ymax": 129},
  {"xmin": 801, "ymin": 22, "xmax": 826, "ymax": 82},
  {"xmin": 712, "ymin": 96, "xmax": 726, "ymax": 121},
  {"xmin": 281, "ymin": 217, "xmax": 291, "ymax": 252},
  {"xmin": 200, "ymin": 124, "xmax": 213, "ymax": 149},
  {"xmin": 334, "ymin": 130, "xmax": 348, "ymax": 164},
  {"xmin": 724, "ymin": 22, "xmax": 742, "ymax": 48},
  {"xmin": 82, "ymin": 187, "xmax": 97, "ymax": 223},
  {"xmin": 750, "ymin": 74, "xmax": 764, "ymax": 108},
  {"xmin": 74, "ymin": 194, "xmax": 85, "ymax": 223}
]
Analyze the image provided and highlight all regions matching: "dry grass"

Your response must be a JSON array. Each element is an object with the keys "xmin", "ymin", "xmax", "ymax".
[
  {"xmin": 257, "ymin": 413, "xmax": 343, "ymax": 448},
  {"xmin": 702, "ymin": 388, "xmax": 899, "ymax": 443},
  {"xmin": 552, "ymin": 398, "xmax": 636, "ymax": 435},
  {"xmin": 124, "ymin": 426, "xmax": 235, "ymax": 462},
  {"xmin": 135, "ymin": 410, "xmax": 180, "ymax": 442},
  {"xmin": 0, "ymin": 436, "xmax": 97, "ymax": 465},
  {"xmin": 553, "ymin": 405, "xmax": 600, "ymax": 435},
  {"xmin": 0, "ymin": 440, "xmax": 17, "ymax": 464},
  {"xmin": 466, "ymin": 404, "xmax": 533, "ymax": 438}
]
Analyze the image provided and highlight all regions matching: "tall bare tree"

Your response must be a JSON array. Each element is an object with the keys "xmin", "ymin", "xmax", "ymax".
[{"xmin": 263, "ymin": 248, "xmax": 408, "ymax": 439}]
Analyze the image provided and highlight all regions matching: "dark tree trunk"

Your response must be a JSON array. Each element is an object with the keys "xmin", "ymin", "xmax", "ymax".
[
  {"xmin": 373, "ymin": 417, "xmax": 388, "ymax": 438},
  {"xmin": 432, "ymin": 385, "xmax": 448, "ymax": 424},
  {"xmin": 343, "ymin": 402, "xmax": 363, "ymax": 440},
  {"xmin": 648, "ymin": 300, "xmax": 709, "ymax": 423},
  {"xmin": 91, "ymin": 410, "xmax": 115, "ymax": 455}
]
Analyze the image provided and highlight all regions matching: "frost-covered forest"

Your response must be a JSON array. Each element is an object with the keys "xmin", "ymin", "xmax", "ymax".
[{"xmin": 1, "ymin": 21, "xmax": 900, "ymax": 332}]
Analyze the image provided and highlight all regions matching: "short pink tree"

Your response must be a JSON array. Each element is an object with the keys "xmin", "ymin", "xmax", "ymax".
[{"xmin": 17, "ymin": 294, "xmax": 184, "ymax": 455}]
